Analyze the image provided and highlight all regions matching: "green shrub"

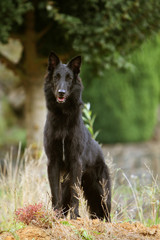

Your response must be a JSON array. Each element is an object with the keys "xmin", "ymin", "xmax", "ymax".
[
  {"xmin": 0, "ymin": 97, "xmax": 26, "ymax": 147},
  {"xmin": 81, "ymin": 36, "xmax": 160, "ymax": 143}
]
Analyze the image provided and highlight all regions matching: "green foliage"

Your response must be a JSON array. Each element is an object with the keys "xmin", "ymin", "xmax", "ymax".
[
  {"xmin": 78, "ymin": 229, "xmax": 94, "ymax": 240},
  {"xmin": 49, "ymin": 0, "xmax": 160, "ymax": 69},
  {"xmin": 82, "ymin": 103, "xmax": 99, "ymax": 140},
  {"xmin": 0, "ymin": 0, "xmax": 160, "ymax": 145},
  {"xmin": 1, "ymin": 0, "xmax": 160, "ymax": 68},
  {"xmin": 0, "ymin": 98, "xmax": 26, "ymax": 146},
  {"xmin": 61, "ymin": 221, "xmax": 94, "ymax": 239},
  {"xmin": 0, "ymin": 0, "xmax": 32, "ymax": 42},
  {"xmin": 81, "ymin": 36, "xmax": 160, "ymax": 143},
  {"xmin": 0, "ymin": 220, "xmax": 25, "ymax": 240}
]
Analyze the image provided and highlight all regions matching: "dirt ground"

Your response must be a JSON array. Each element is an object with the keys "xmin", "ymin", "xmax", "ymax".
[{"xmin": 1, "ymin": 218, "xmax": 160, "ymax": 240}]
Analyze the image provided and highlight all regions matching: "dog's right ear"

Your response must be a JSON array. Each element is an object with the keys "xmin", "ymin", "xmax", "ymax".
[
  {"xmin": 68, "ymin": 56, "xmax": 81, "ymax": 74},
  {"xmin": 48, "ymin": 52, "xmax": 60, "ymax": 71}
]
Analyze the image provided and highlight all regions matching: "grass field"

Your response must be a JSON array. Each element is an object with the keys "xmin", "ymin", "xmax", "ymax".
[{"xmin": 0, "ymin": 144, "xmax": 159, "ymax": 237}]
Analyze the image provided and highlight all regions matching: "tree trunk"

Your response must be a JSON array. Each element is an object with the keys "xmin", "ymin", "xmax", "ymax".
[
  {"xmin": 22, "ymin": 10, "xmax": 47, "ymax": 146},
  {"xmin": 25, "ymin": 78, "xmax": 46, "ymax": 146},
  {"xmin": 0, "ymin": 9, "xmax": 48, "ymax": 147}
]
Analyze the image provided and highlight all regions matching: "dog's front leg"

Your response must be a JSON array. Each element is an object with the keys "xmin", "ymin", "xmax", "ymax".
[
  {"xmin": 48, "ymin": 160, "xmax": 61, "ymax": 210},
  {"xmin": 70, "ymin": 159, "xmax": 82, "ymax": 219}
]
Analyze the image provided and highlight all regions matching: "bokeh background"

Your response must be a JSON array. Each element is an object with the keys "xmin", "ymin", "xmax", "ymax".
[{"xmin": 0, "ymin": 0, "xmax": 160, "ymax": 177}]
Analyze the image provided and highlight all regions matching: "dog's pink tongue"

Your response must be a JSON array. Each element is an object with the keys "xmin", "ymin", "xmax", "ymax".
[{"xmin": 58, "ymin": 97, "xmax": 65, "ymax": 103}]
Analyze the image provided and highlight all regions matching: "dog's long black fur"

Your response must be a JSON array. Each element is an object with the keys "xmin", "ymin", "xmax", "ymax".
[{"xmin": 44, "ymin": 52, "xmax": 111, "ymax": 220}]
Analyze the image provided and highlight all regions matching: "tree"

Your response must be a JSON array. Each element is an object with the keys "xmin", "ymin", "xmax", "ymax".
[
  {"xmin": 0, "ymin": 0, "xmax": 160, "ymax": 145},
  {"xmin": 82, "ymin": 35, "xmax": 160, "ymax": 143}
]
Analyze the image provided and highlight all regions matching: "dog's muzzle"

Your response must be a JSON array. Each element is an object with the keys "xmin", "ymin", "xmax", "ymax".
[{"xmin": 57, "ymin": 89, "xmax": 66, "ymax": 103}]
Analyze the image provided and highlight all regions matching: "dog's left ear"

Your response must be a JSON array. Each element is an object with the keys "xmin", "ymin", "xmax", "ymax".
[{"xmin": 68, "ymin": 56, "xmax": 81, "ymax": 74}]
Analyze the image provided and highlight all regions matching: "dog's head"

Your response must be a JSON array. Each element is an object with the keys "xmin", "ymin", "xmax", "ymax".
[{"xmin": 47, "ymin": 52, "xmax": 81, "ymax": 104}]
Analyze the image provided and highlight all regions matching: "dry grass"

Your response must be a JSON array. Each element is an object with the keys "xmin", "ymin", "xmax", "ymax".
[
  {"xmin": 0, "ymin": 145, "xmax": 160, "ymax": 233},
  {"xmin": 0, "ymin": 144, "xmax": 49, "ymax": 228}
]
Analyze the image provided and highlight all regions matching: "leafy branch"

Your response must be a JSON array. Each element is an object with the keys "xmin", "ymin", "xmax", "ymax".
[{"xmin": 82, "ymin": 103, "xmax": 99, "ymax": 140}]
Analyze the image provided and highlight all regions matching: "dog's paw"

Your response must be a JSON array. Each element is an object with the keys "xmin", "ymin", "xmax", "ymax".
[{"xmin": 70, "ymin": 210, "xmax": 80, "ymax": 219}]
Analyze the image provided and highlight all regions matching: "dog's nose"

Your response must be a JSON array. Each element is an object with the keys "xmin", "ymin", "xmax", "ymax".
[{"xmin": 58, "ymin": 89, "xmax": 66, "ymax": 96}]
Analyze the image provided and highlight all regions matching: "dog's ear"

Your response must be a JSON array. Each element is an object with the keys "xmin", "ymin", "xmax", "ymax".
[
  {"xmin": 68, "ymin": 56, "xmax": 81, "ymax": 74},
  {"xmin": 48, "ymin": 51, "xmax": 60, "ymax": 71}
]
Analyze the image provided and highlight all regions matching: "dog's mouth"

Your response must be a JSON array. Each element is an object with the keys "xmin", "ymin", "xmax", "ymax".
[{"xmin": 56, "ymin": 96, "xmax": 66, "ymax": 103}]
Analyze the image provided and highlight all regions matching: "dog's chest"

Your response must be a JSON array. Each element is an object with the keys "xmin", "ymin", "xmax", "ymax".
[
  {"xmin": 52, "ymin": 114, "xmax": 72, "ymax": 139},
  {"xmin": 61, "ymin": 137, "xmax": 72, "ymax": 171},
  {"xmin": 61, "ymin": 136, "xmax": 78, "ymax": 165},
  {"xmin": 54, "ymin": 126, "xmax": 69, "ymax": 140},
  {"xmin": 62, "ymin": 138, "xmax": 65, "ymax": 162}
]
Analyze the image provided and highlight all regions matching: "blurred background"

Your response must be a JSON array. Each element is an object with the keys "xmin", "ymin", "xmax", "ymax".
[{"xmin": 0, "ymin": 0, "xmax": 160, "ymax": 178}]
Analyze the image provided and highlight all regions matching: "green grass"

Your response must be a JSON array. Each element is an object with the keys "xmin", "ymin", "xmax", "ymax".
[{"xmin": 61, "ymin": 221, "xmax": 94, "ymax": 240}]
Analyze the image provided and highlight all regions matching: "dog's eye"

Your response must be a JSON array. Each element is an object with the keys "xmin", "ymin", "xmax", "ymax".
[
  {"xmin": 54, "ymin": 73, "xmax": 60, "ymax": 81},
  {"xmin": 66, "ymin": 74, "xmax": 72, "ymax": 82}
]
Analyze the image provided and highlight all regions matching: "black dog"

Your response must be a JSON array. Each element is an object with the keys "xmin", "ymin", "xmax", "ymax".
[{"xmin": 44, "ymin": 52, "xmax": 111, "ymax": 220}]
